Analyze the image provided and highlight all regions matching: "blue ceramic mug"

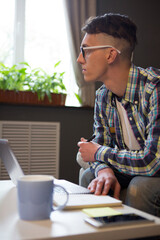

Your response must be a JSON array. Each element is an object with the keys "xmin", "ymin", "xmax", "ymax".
[{"xmin": 17, "ymin": 175, "xmax": 68, "ymax": 221}]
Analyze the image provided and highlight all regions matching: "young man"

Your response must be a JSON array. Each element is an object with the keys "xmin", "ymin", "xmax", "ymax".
[{"xmin": 77, "ymin": 13, "xmax": 160, "ymax": 216}]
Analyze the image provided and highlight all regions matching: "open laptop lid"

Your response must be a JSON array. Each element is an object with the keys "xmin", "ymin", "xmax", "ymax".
[
  {"xmin": 0, "ymin": 139, "xmax": 90, "ymax": 194},
  {"xmin": 0, "ymin": 139, "xmax": 24, "ymax": 185}
]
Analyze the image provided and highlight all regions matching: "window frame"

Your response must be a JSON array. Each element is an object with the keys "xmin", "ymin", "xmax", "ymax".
[{"xmin": 14, "ymin": 0, "xmax": 25, "ymax": 64}]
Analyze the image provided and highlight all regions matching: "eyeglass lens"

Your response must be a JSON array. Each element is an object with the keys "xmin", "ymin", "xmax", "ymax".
[{"xmin": 80, "ymin": 47, "xmax": 85, "ymax": 58}]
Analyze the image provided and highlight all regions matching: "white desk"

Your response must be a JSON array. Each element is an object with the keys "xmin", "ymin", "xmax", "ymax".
[{"xmin": 0, "ymin": 180, "xmax": 160, "ymax": 240}]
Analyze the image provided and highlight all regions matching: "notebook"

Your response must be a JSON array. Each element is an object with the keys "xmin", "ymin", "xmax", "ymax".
[
  {"xmin": 54, "ymin": 193, "xmax": 122, "ymax": 210},
  {"xmin": 0, "ymin": 139, "xmax": 122, "ymax": 209}
]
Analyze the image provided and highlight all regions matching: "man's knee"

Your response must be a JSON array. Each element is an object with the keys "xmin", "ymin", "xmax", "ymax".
[
  {"xmin": 80, "ymin": 168, "xmax": 94, "ymax": 188},
  {"xmin": 125, "ymin": 176, "xmax": 160, "ymax": 216},
  {"xmin": 127, "ymin": 176, "xmax": 144, "ymax": 197}
]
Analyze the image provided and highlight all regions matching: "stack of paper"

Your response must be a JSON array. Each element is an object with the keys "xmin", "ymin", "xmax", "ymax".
[{"xmin": 54, "ymin": 193, "xmax": 122, "ymax": 210}]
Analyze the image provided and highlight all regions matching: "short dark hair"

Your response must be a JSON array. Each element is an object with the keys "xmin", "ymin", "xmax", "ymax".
[{"xmin": 82, "ymin": 13, "xmax": 137, "ymax": 52}]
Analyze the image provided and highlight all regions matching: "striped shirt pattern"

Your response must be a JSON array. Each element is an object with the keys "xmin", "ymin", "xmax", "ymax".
[{"xmin": 91, "ymin": 64, "xmax": 160, "ymax": 177}]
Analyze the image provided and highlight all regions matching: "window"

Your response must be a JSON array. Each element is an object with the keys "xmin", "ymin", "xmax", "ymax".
[
  {"xmin": 0, "ymin": 0, "xmax": 79, "ymax": 106},
  {"xmin": 0, "ymin": 0, "xmax": 15, "ymax": 65}
]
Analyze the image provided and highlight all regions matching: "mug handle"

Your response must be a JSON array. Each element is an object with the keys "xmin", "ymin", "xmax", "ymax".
[{"xmin": 53, "ymin": 184, "xmax": 69, "ymax": 211}]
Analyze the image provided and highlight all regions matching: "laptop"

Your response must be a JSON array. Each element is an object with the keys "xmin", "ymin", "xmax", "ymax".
[
  {"xmin": 0, "ymin": 139, "xmax": 123, "ymax": 209},
  {"xmin": 0, "ymin": 139, "xmax": 90, "ymax": 194}
]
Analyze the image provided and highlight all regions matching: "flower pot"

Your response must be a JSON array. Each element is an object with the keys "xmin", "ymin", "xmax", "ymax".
[{"xmin": 0, "ymin": 90, "xmax": 66, "ymax": 106}]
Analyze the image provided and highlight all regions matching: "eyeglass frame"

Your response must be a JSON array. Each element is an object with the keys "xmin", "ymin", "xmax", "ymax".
[{"xmin": 80, "ymin": 45, "xmax": 121, "ymax": 59}]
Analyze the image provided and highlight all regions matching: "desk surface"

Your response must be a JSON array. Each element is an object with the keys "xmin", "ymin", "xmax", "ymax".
[{"xmin": 0, "ymin": 180, "xmax": 160, "ymax": 240}]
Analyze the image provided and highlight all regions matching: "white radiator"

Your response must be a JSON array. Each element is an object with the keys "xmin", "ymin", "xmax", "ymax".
[{"xmin": 0, "ymin": 121, "xmax": 60, "ymax": 180}]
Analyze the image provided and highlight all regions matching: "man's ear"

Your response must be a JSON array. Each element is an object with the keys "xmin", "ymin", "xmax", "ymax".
[{"xmin": 105, "ymin": 49, "xmax": 118, "ymax": 64}]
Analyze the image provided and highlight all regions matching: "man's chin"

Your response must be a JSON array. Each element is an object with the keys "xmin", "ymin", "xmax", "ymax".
[{"xmin": 84, "ymin": 76, "xmax": 96, "ymax": 83}]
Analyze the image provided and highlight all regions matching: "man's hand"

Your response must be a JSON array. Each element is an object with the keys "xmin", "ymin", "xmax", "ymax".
[
  {"xmin": 77, "ymin": 137, "xmax": 100, "ymax": 162},
  {"xmin": 88, "ymin": 168, "xmax": 121, "ymax": 199}
]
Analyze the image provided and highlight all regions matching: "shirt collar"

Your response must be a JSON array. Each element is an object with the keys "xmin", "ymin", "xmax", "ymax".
[
  {"xmin": 122, "ymin": 63, "xmax": 140, "ymax": 105},
  {"xmin": 106, "ymin": 64, "xmax": 140, "ymax": 107}
]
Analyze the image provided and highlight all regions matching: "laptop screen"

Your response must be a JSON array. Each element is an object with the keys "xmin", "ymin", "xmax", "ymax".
[{"xmin": 0, "ymin": 139, "xmax": 24, "ymax": 185}]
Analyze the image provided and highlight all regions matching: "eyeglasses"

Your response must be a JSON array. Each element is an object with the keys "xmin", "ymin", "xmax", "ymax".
[{"xmin": 80, "ymin": 45, "xmax": 121, "ymax": 59}]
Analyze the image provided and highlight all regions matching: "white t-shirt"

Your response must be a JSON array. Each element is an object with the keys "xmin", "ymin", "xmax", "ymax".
[{"xmin": 116, "ymin": 98, "xmax": 141, "ymax": 150}]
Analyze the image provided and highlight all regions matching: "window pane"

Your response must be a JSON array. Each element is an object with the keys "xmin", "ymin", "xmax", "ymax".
[
  {"xmin": 0, "ymin": 0, "xmax": 15, "ymax": 65},
  {"xmin": 25, "ymin": 0, "xmax": 79, "ymax": 106}
]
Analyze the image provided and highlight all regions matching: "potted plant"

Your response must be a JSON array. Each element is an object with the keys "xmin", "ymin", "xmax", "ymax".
[{"xmin": 0, "ymin": 61, "xmax": 67, "ymax": 106}]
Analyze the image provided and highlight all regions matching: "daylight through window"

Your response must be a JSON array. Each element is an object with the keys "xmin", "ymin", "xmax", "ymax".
[{"xmin": 0, "ymin": 0, "xmax": 79, "ymax": 106}]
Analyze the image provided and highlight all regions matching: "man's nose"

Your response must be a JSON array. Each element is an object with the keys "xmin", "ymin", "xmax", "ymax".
[{"xmin": 77, "ymin": 52, "xmax": 85, "ymax": 64}]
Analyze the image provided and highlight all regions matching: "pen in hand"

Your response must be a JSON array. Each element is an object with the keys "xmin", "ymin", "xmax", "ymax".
[{"xmin": 87, "ymin": 134, "xmax": 96, "ymax": 142}]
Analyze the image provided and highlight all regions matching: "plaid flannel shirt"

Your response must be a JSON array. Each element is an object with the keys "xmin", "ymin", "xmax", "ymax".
[{"xmin": 91, "ymin": 64, "xmax": 160, "ymax": 177}]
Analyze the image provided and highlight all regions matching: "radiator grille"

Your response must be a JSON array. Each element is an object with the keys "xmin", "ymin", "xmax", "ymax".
[{"xmin": 0, "ymin": 121, "xmax": 60, "ymax": 180}]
